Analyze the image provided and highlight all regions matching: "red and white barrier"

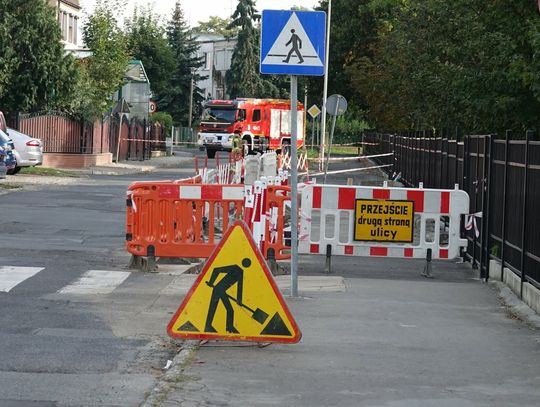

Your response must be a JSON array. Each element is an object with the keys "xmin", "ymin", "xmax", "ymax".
[
  {"xmin": 178, "ymin": 184, "xmax": 244, "ymax": 200},
  {"xmin": 299, "ymin": 184, "xmax": 469, "ymax": 260},
  {"xmin": 278, "ymin": 151, "xmax": 309, "ymax": 172},
  {"xmin": 308, "ymin": 152, "xmax": 394, "ymax": 162}
]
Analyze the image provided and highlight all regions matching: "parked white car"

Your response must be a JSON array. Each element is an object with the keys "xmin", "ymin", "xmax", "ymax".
[{"xmin": 7, "ymin": 128, "xmax": 43, "ymax": 174}]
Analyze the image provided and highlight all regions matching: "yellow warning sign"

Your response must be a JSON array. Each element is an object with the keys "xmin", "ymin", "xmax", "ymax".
[
  {"xmin": 354, "ymin": 199, "xmax": 414, "ymax": 242},
  {"xmin": 167, "ymin": 221, "xmax": 301, "ymax": 344}
]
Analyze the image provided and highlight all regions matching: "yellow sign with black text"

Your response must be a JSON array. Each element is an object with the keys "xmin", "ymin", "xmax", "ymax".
[
  {"xmin": 354, "ymin": 199, "xmax": 414, "ymax": 243},
  {"xmin": 167, "ymin": 221, "xmax": 301, "ymax": 344}
]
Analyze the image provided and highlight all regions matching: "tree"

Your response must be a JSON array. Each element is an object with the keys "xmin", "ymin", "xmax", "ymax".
[
  {"xmin": 79, "ymin": 0, "xmax": 130, "ymax": 121},
  {"xmin": 161, "ymin": 0, "xmax": 205, "ymax": 126},
  {"xmin": 306, "ymin": 0, "xmax": 380, "ymax": 122},
  {"xmin": 226, "ymin": 0, "xmax": 280, "ymax": 98},
  {"xmin": 194, "ymin": 16, "xmax": 238, "ymax": 38},
  {"xmin": 348, "ymin": 0, "xmax": 540, "ymax": 133},
  {"xmin": 0, "ymin": 0, "xmax": 77, "ymax": 117},
  {"xmin": 125, "ymin": 7, "xmax": 176, "ymax": 103}
]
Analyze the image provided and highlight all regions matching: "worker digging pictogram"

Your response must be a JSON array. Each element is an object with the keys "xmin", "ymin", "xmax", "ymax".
[
  {"xmin": 204, "ymin": 258, "xmax": 249, "ymax": 334},
  {"xmin": 167, "ymin": 221, "xmax": 301, "ymax": 344}
]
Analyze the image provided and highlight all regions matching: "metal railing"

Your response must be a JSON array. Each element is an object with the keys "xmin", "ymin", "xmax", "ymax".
[{"xmin": 364, "ymin": 130, "xmax": 540, "ymax": 292}]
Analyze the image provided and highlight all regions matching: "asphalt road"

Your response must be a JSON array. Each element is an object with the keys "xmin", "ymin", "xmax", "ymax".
[{"xmin": 0, "ymin": 157, "xmax": 201, "ymax": 406}]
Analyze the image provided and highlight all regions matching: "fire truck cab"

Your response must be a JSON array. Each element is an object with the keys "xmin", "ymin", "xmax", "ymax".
[{"xmin": 197, "ymin": 98, "xmax": 304, "ymax": 158}]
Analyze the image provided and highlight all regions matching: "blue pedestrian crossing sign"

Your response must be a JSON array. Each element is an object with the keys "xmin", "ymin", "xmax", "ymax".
[{"xmin": 260, "ymin": 10, "xmax": 326, "ymax": 76}]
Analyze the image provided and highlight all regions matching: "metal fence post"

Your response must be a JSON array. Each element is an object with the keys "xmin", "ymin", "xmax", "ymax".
[
  {"xmin": 499, "ymin": 130, "xmax": 511, "ymax": 281},
  {"xmin": 519, "ymin": 130, "xmax": 532, "ymax": 298},
  {"xmin": 392, "ymin": 133, "xmax": 397, "ymax": 175},
  {"xmin": 472, "ymin": 135, "xmax": 481, "ymax": 268},
  {"xmin": 455, "ymin": 127, "xmax": 460, "ymax": 189},
  {"xmin": 463, "ymin": 134, "xmax": 471, "ymax": 264},
  {"xmin": 480, "ymin": 135, "xmax": 493, "ymax": 280}
]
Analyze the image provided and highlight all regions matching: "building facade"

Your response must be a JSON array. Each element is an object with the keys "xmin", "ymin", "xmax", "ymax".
[
  {"xmin": 113, "ymin": 60, "xmax": 152, "ymax": 121},
  {"xmin": 194, "ymin": 33, "xmax": 237, "ymax": 100},
  {"xmin": 48, "ymin": 0, "xmax": 82, "ymax": 51}
]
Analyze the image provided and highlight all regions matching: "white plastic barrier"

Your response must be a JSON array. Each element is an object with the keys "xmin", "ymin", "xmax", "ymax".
[
  {"xmin": 244, "ymin": 156, "xmax": 261, "ymax": 185},
  {"xmin": 299, "ymin": 184, "xmax": 469, "ymax": 260},
  {"xmin": 261, "ymin": 151, "xmax": 278, "ymax": 177}
]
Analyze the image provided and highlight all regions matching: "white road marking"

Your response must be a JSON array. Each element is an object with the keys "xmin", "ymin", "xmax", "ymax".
[
  {"xmin": 58, "ymin": 270, "xmax": 130, "ymax": 295},
  {"xmin": 0, "ymin": 266, "xmax": 45, "ymax": 292}
]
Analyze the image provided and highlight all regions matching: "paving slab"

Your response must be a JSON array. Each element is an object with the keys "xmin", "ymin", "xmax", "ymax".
[{"xmin": 152, "ymin": 257, "xmax": 540, "ymax": 407}]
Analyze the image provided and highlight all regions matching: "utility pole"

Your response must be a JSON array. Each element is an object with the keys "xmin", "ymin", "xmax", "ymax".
[
  {"xmin": 319, "ymin": 0, "xmax": 332, "ymax": 171},
  {"xmin": 304, "ymin": 83, "xmax": 308, "ymax": 112},
  {"xmin": 188, "ymin": 76, "xmax": 194, "ymax": 129}
]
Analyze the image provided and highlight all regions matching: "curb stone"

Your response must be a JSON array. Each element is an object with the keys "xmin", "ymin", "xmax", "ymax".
[
  {"xmin": 489, "ymin": 280, "xmax": 540, "ymax": 329},
  {"xmin": 140, "ymin": 340, "xmax": 199, "ymax": 407}
]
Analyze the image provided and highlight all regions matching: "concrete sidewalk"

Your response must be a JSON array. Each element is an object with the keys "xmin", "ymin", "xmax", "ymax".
[
  {"xmin": 138, "ymin": 158, "xmax": 540, "ymax": 407},
  {"xmin": 147, "ymin": 257, "xmax": 540, "ymax": 407},
  {"xmin": 65, "ymin": 150, "xmax": 196, "ymax": 176}
]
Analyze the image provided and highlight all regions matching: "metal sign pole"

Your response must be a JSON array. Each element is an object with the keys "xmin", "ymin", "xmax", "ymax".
[
  {"xmin": 290, "ymin": 75, "xmax": 299, "ymax": 298},
  {"xmin": 323, "ymin": 96, "xmax": 341, "ymax": 183},
  {"xmin": 311, "ymin": 116, "xmax": 316, "ymax": 149}
]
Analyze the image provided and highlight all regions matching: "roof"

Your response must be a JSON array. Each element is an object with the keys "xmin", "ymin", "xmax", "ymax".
[
  {"xmin": 194, "ymin": 33, "xmax": 237, "ymax": 43},
  {"xmin": 49, "ymin": 0, "xmax": 81, "ymax": 9},
  {"xmin": 125, "ymin": 60, "xmax": 150, "ymax": 84}
]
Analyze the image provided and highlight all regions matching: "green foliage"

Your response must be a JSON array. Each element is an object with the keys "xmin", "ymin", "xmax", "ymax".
[
  {"xmin": 490, "ymin": 244, "xmax": 500, "ymax": 258},
  {"xmin": 308, "ymin": 0, "xmax": 378, "ymax": 117},
  {"xmin": 161, "ymin": 1, "xmax": 205, "ymax": 126},
  {"xmin": 349, "ymin": 0, "xmax": 540, "ymax": 133},
  {"xmin": 150, "ymin": 111, "xmax": 174, "ymax": 131},
  {"xmin": 125, "ymin": 7, "xmax": 176, "ymax": 103},
  {"xmin": 332, "ymin": 116, "xmax": 370, "ymax": 144},
  {"xmin": 79, "ymin": 0, "xmax": 130, "ymax": 121},
  {"xmin": 308, "ymin": 114, "xmax": 369, "ymax": 145},
  {"xmin": 226, "ymin": 0, "xmax": 280, "ymax": 98},
  {"xmin": 194, "ymin": 16, "xmax": 238, "ymax": 38},
  {"xmin": 0, "ymin": 0, "xmax": 77, "ymax": 117}
]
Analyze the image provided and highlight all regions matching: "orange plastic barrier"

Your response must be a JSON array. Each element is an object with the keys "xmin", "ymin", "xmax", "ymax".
[
  {"xmin": 263, "ymin": 185, "xmax": 292, "ymax": 260},
  {"xmin": 126, "ymin": 181, "xmax": 244, "ymax": 259}
]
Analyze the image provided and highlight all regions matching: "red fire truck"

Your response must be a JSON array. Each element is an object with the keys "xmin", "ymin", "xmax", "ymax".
[{"xmin": 197, "ymin": 98, "xmax": 305, "ymax": 158}]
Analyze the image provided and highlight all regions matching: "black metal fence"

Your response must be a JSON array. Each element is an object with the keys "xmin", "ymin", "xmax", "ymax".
[{"xmin": 364, "ymin": 130, "xmax": 540, "ymax": 292}]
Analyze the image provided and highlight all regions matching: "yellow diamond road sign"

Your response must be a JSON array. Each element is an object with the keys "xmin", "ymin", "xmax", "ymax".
[
  {"xmin": 167, "ymin": 221, "xmax": 302, "ymax": 344},
  {"xmin": 307, "ymin": 104, "xmax": 321, "ymax": 119}
]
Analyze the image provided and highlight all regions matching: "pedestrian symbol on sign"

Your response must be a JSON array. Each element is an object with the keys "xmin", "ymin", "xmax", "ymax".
[
  {"xmin": 261, "ymin": 11, "xmax": 325, "ymax": 75},
  {"xmin": 282, "ymin": 29, "xmax": 304, "ymax": 64}
]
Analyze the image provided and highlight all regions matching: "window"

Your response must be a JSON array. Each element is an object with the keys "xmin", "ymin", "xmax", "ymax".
[
  {"xmin": 203, "ymin": 52, "xmax": 210, "ymax": 70},
  {"xmin": 68, "ymin": 14, "xmax": 74, "ymax": 44},
  {"xmin": 73, "ymin": 17, "xmax": 78, "ymax": 45},
  {"xmin": 252, "ymin": 109, "xmax": 261, "ymax": 122},
  {"xmin": 202, "ymin": 108, "xmax": 236, "ymax": 123},
  {"xmin": 237, "ymin": 109, "xmax": 246, "ymax": 122},
  {"xmin": 61, "ymin": 12, "xmax": 68, "ymax": 41}
]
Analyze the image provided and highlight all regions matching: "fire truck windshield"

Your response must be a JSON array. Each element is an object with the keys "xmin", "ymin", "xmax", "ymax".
[{"xmin": 202, "ymin": 108, "xmax": 237, "ymax": 123}]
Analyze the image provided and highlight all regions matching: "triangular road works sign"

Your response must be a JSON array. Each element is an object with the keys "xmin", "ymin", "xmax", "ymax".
[
  {"xmin": 262, "ymin": 12, "xmax": 323, "ymax": 67},
  {"xmin": 167, "ymin": 221, "xmax": 302, "ymax": 344}
]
